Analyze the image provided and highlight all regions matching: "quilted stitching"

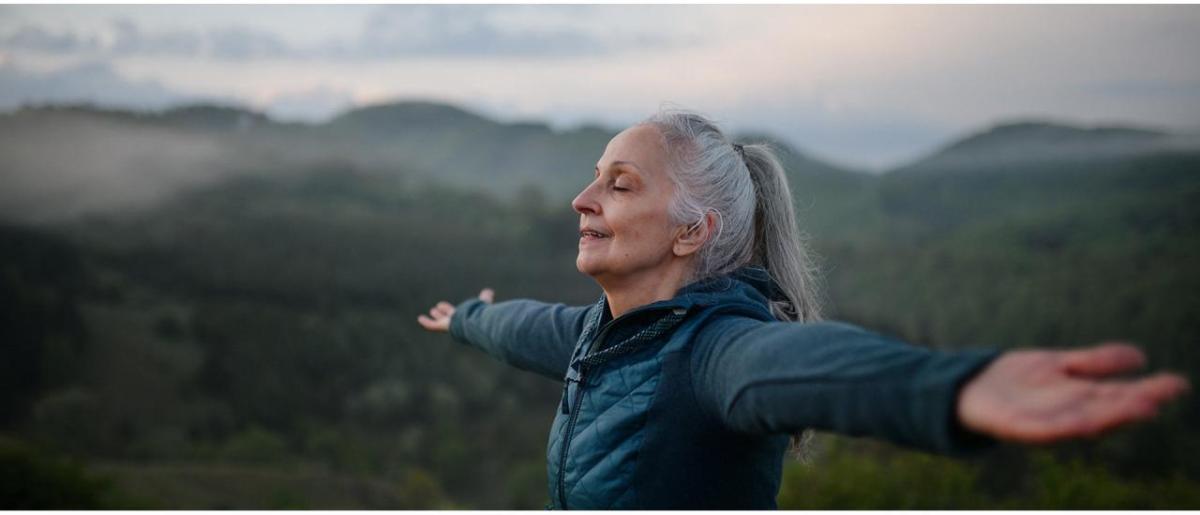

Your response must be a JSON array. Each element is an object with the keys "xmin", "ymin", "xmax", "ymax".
[{"xmin": 566, "ymin": 373, "xmax": 660, "ymax": 502}]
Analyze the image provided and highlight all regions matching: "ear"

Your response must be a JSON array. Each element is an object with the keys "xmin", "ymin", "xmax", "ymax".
[{"xmin": 673, "ymin": 211, "xmax": 718, "ymax": 257}]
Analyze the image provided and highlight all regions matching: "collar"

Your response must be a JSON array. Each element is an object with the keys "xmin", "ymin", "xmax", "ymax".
[
  {"xmin": 585, "ymin": 265, "xmax": 780, "ymax": 332},
  {"xmin": 566, "ymin": 266, "xmax": 780, "ymax": 381}
]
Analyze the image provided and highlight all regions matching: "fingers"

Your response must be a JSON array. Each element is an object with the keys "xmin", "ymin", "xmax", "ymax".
[
  {"xmin": 1059, "ymin": 342, "xmax": 1146, "ymax": 378},
  {"xmin": 1015, "ymin": 373, "xmax": 1191, "ymax": 443},
  {"xmin": 417, "ymin": 314, "xmax": 447, "ymax": 332},
  {"xmin": 417, "ymin": 300, "xmax": 456, "ymax": 332},
  {"xmin": 416, "ymin": 290, "xmax": 498, "ymax": 331},
  {"xmin": 1004, "ymin": 388, "xmax": 1148, "ymax": 444},
  {"xmin": 427, "ymin": 302, "xmax": 454, "ymax": 319},
  {"xmin": 1129, "ymin": 372, "xmax": 1192, "ymax": 405},
  {"xmin": 1059, "ymin": 374, "xmax": 1191, "ymax": 438},
  {"xmin": 1052, "ymin": 400, "xmax": 1156, "ymax": 442}
]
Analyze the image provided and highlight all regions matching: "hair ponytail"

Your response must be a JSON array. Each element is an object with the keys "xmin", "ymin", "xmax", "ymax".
[{"xmin": 740, "ymin": 143, "xmax": 823, "ymax": 323}]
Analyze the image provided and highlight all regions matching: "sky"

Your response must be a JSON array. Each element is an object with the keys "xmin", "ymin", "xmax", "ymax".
[{"xmin": 1, "ymin": 4, "xmax": 1199, "ymax": 171}]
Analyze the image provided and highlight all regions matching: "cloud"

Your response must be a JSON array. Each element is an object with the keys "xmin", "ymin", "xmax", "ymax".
[
  {"xmin": 354, "ymin": 5, "xmax": 688, "ymax": 59},
  {"xmin": 109, "ymin": 17, "xmax": 203, "ymax": 57},
  {"xmin": 1085, "ymin": 79, "xmax": 1200, "ymax": 101},
  {"xmin": 0, "ymin": 60, "xmax": 226, "ymax": 112},
  {"xmin": 1, "ymin": 6, "xmax": 698, "ymax": 62},
  {"xmin": 1, "ymin": 24, "xmax": 96, "ymax": 53},
  {"xmin": 1, "ymin": 18, "xmax": 299, "ymax": 61},
  {"xmin": 207, "ymin": 25, "xmax": 293, "ymax": 60}
]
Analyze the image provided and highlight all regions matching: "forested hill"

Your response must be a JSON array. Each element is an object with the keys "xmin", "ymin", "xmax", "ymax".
[
  {"xmin": 0, "ymin": 102, "xmax": 865, "ymax": 225},
  {"xmin": 2, "ymin": 102, "xmax": 1199, "ymax": 508},
  {"xmin": 874, "ymin": 120, "xmax": 1200, "ymax": 237}
]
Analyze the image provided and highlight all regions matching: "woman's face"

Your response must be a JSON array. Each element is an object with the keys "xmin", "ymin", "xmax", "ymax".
[{"xmin": 572, "ymin": 124, "xmax": 682, "ymax": 283}]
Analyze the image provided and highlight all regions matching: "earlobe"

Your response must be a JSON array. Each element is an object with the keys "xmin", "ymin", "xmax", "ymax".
[{"xmin": 673, "ymin": 215, "xmax": 712, "ymax": 257}]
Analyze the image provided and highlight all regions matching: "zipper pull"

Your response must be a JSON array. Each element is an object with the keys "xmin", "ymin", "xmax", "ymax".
[
  {"xmin": 560, "ymin": 369, "xmax": 588, "ymax": 415},
  {"xmin": 561, "ymin": 362, "xmax": 576, "ymax": 415},
  {"xmin": 571, "ymin": 371, "xmax": 587, "ymax": 413}
]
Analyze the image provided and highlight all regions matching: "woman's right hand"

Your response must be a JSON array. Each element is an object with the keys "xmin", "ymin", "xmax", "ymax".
[{"xmin": 417, "ymin": 288, "xmax": 495, "ymax": 333}]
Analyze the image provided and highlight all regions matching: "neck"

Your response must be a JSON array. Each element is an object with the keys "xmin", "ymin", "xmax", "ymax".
[{"xmin": 596, "ymin": 261, "xmax": 694, "ymax": 319}]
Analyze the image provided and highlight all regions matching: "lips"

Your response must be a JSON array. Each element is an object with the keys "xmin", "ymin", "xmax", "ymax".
[{"xmin": 579, "ymin": 227, "xmax": 610, "ymax": 240}]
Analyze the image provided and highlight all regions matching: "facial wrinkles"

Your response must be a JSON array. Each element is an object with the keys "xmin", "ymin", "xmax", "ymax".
[{"xmin": 575, "ymin": 124, "xmax": 683, "ymax": 279}]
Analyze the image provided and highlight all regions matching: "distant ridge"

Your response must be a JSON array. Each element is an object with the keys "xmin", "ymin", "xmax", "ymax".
[
  {"xmin": 328, "ymin": 101, "xmax": 501, "ymax": 136},
  {"xmin": 161, "ymin": 104, "xmax": 272, "ymax": 131},
  {"xmin": 940, "ymin": 120, "xmax": 1165, "ymax": 153},
  {"xmin": 892, "ymin": 119, "xmax": 1195, "ymax": 174}
]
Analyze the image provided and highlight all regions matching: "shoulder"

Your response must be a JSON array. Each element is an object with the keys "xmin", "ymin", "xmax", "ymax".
[{"xmin": 682, "ymin": 306, "xmax": 773, "ymax": 360}]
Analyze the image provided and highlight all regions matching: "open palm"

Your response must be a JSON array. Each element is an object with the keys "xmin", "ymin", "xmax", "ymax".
[
  {"xmin": 417, "ymin": 288, "xmax": 494, "ymax": 333},
  {"xmin": 957, "ymin": 343, "xmax": 1191, "ymax": 443}
]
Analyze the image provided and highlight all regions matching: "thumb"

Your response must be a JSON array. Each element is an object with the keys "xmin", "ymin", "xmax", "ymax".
[{"xmin": 479, "ymin": 288, "xmax": 495, "ymax": 304}]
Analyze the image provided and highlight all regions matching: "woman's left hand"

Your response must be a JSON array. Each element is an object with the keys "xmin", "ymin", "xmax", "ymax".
[
  {"xmin": 417, "ymin": 288, "xmax": 495, "ymax": 333},
  {"xmin": 957, "ymin": 342, "xmax": 1191, "ymax": 443}
]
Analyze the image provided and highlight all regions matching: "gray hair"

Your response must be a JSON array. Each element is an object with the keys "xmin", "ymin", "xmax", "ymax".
[{"xmin": 641, "ymin": 108, "xmax": 823, "ymax": 323}]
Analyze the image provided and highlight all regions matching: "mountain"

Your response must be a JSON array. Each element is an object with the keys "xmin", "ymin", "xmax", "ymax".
[
  {"xmin": 892, "ymin": 120, "xmax": 1200, "ymax": 175},
  {"xmin": 328, "ymin": 101, "xmax": 502, "ymax": 136}
]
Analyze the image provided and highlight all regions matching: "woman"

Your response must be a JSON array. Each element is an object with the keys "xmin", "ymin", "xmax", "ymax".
[{"xmin": 417, "ymin": 109, "xmax": 1190, "ymax": 509}]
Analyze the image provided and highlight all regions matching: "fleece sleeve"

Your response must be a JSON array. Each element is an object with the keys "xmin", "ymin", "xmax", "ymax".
[
  {"xmin": 691, "ymin": 318, "xmax": 1004, "ymax": 456},
  {"xmin": 448, "ymin": 298, "xmax": 591, "ymax": 382}
]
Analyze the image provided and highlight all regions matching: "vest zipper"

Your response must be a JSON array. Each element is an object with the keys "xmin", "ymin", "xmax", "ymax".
[
  {"xmin": 556, "ymin": 365, "xmax": 589, "ymax": 509},
  {"xmin": 554, "ymin": 304, "xmax": 686, "ymax": 509},
  {"xmin": 555, "ymin": 318, "xmax": 619, "ymax": 509}
]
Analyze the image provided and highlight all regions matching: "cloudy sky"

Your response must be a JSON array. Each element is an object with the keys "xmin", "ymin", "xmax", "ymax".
[{"xmin": 2, "ymin": 4, "xmax": 1198, "ymax": 170}]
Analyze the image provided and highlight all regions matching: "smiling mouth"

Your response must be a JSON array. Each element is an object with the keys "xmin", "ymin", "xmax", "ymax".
[{"xmin": 579, "ymin": 229, "xmax": 609, "ymax": 240}]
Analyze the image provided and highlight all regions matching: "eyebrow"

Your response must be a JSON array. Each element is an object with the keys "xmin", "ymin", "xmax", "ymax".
[{"xmin": 595, "ymin": 160, "xmax": 643, "ymax": 174}]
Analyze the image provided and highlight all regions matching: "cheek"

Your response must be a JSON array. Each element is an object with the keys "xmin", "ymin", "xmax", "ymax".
[{"xmin": 621, "ymin": 215, "xmax": 673, "ymax": 255}]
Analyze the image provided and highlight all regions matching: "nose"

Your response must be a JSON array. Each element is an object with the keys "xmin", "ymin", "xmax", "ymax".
[{"xmin": 572, "ymin": 180, "xmax": 601, "ymax": 216}]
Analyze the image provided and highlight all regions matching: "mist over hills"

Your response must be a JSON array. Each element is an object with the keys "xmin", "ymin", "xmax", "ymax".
[
  {"xmin": 6, "ymin": 99, "xmax": 1196, "ymax": 227},
  {"xmin": 0, "ymin": 100, "xmax": 871, "ymax": 224}
]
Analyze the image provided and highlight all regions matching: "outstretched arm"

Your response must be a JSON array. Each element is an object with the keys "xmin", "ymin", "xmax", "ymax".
[
  {"xmin": 691, "ymin": 319, "xmax": 1002, "ymax": 455},
  {"xmin": 692, "ymin": 318, "xmax": 1190, "ymax": 455},
  {"xmin": 418, "ymin": 288, "xmax": 591, "ymax": 382}
]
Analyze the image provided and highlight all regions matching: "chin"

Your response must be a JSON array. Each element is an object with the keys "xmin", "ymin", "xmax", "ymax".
[
  {"xmin": 575, "ymin": 257, "xmax": 594, "ymax": 277},
  {"xmin": 575, "ymin": 254, "xmax": 604, "ymax": 278}
]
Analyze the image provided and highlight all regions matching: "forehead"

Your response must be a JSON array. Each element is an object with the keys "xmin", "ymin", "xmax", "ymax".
[{"xmin": 599, "ymin": 124, "xmax": 670, "ymax": 175}]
